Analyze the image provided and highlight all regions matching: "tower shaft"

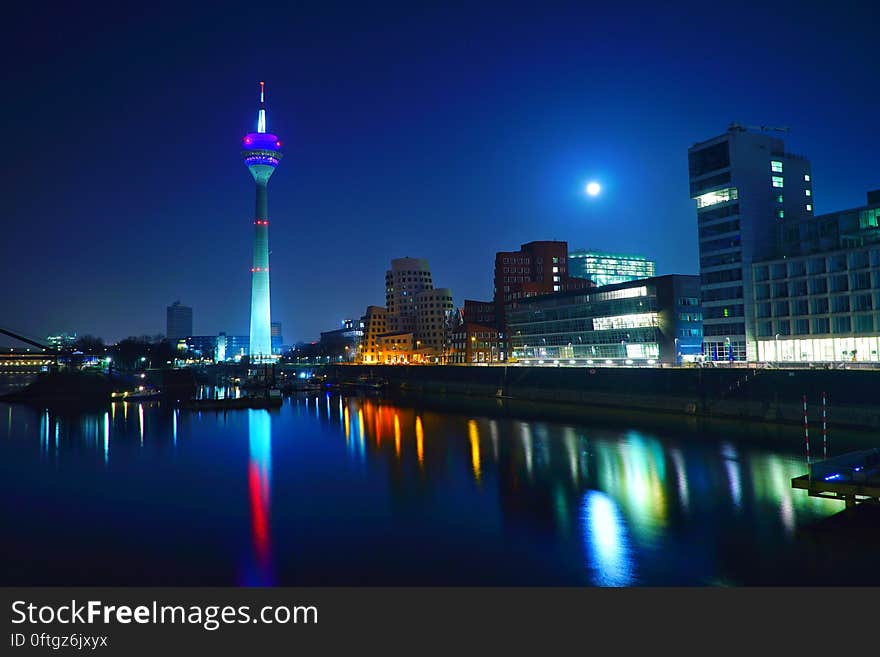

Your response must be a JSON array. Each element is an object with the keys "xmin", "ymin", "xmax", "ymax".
[{"xmin": 249, "ymin": 180, "xmax": 272, "ymax": 361}]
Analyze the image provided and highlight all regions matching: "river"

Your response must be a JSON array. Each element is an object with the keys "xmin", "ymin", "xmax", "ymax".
[{"xmin": 2, "ymin": 390, "xmax": 876, "ymax": 586}]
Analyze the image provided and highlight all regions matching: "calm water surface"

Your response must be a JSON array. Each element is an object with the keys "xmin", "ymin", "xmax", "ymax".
[{"xmin": 1, "ymin": 391, "xmax": 875, "ymax": 585}]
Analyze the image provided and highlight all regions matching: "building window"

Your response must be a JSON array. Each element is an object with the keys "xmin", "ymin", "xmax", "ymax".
[
  {"xmin": 771, "ymin": 160, "xmax": 783, "ymax": 173},
  {"xmin": 806, "ymin": 204, "xmax": 812, "ymax": 212},
  {"xmin": 694, "ymin": 187, "xmax": 738, "ymax": 208},
  {"xmin": 804, "ymin": 174, "xmax": 811, "ymax": 182},
  {"xmin": 805, "ymin": 189, "xmax": 811, "ymax": 197},
  {"xmin": 776, "ymin": 194, "xmax": 784, "ymax": 203},
  {"xmin": 777, "ymin": 210, "xmax": 784, "ymax": 219}
]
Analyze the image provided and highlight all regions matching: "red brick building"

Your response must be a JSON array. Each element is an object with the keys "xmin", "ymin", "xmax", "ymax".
[{"xmin": 493, "ymin": 240, "xmax": 592, "ymax": 341}]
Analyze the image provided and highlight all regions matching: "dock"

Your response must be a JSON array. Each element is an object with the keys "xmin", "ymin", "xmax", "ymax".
[{"xmin": 791, "ymin": 448, "xmax": 880, "ymax": 507}]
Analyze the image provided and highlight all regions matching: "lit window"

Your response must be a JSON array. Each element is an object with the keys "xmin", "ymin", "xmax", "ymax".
[
  {"xmin": 776, "ymin": 194, "xmax": 783, "ymax": 203},
  {"xmin": 806, "ymin": 204, "xmax": 812, "ymax": 212},
  {"xmin": 804, "ymin": 174, "xmax": 811, "ymax": 182},
  {"xmin": 694, "ymin": 187, "xmax": 738, "ymax": 208},
  {"xmin": 778, "ymin": 210, "xmax": 784, "ymax": 219},
  {"xmin": 805, "ymin": 189, "xmax": 811, "ymax": 196},
  {"xmin": 772, "ymin": 176, "xmax": 784, "ymax": 188},
  {"xmin": 771, "ymin": 161, "xmax": 783, "ymax": 173}
]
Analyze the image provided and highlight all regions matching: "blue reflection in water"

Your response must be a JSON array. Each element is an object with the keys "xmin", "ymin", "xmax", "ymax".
[
  {"xmin": 244, "ymin": 409, "xmax": 273, "ymax": 586},
  {"xmin": 581, "ymin": 490, "xmax": 634, "ymax": 586}
]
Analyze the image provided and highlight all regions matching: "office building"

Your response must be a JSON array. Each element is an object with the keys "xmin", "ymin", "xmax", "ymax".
[
  {"xmin": 689, "ymin": 124, "xmax": 812, "ymax": 361},
  {"xmin": 414, "ymin": 288, "xmax": 454, "ymax": 355},
  {"xmin": 320, "ymin": 319, "xmax": 364, "ymax": 361},
  {"xmin": 752, "ymin": 191, "xmax": 880, "ymax": 363},
  {"xmin": 370, "ymin": 257, "xmax": 456, "ymax": 362},
  {"xmin": 271, "ymin": 321, "xmax": 283, "ymax": 354},
  {"xmin": 242, "ymin": 82, "xmax": 283, "ymax": 363},
  {"xmin": 568, "ymin": 250, "xmax": 656, "ymax": 286},
  {"xmin": 46, "ymin": 332, "xmax": 77, "ymax": 351},
  {"xmin": 494, "ymin": 241, "xmax": 592, "ymax": 338},
  {"xmin": 376, "ymin": 332, "xmax": 414, "ymax": 364},
  {"xmin": 166, "ymin": 301, "xmax": 193, "ymax": 341},
  {"xmin": 449, "ymin": 323, "xmax": 504, "ymax": 364},
  {"xmin": 385, "ymin": 258, "xmax": 434, "ymax": 334},
  {"xmin": 359, "ymin": 306, "xmax": 388, "ymax": 364},
  {"xmin": 506, "ymin": 275, "xmax": 702, "ymax": 365},
  {"xmin": 462, "ymin": 299, "xmax": 497, "ymax": 327}
]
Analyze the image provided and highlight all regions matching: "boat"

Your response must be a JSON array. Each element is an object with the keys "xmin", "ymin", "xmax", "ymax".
[
  {"xmin": 345, "ymin": 374, "xmax": 388, "ymax": 391},
  {"xmin": 112, "ymin": 387, "xmax": 163, "ymax": 402}
]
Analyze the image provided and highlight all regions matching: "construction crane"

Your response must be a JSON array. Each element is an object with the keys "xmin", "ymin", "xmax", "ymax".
[{"xmin": 729, "ymin": 122, "xmax": 790, "ymax": 134}]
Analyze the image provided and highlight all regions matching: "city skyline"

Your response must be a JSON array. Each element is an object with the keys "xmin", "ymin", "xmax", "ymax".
[{"xmin": 2, "ymin": 3, "xmax": 878, "ymax": 345}]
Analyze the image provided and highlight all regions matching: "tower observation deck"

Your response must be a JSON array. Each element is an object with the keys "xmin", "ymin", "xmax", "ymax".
[{"xmin": 242, "ymin": 81, "xmax": 283, "ymax": 362}]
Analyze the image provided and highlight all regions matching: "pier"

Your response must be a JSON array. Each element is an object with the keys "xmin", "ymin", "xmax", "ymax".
[{"xmin": 791, "ymin": 448, "xmax": 880, "ymax": 507}]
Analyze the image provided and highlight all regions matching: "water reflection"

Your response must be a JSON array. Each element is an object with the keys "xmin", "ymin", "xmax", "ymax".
[
  {"xmin": 582, "ymin": 490, "xmax": 633, "ymax": 586},
  {"xmin": 245, "ymin": 409, "xmax": 273, "ymax": 585},
  {"xmin": 0, "ymin": 392, "xmax": 853, "ymax": 586}
]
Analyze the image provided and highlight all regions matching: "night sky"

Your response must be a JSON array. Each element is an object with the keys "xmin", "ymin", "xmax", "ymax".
[{"xmin": 2, "ymin": 1, "xmax": 877, "ymax": 345}]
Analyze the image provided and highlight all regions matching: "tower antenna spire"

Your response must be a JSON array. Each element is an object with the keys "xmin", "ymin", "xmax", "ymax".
[{"xmin": 257, "ymin": 81, "xmax": 267, "ymax": 133}]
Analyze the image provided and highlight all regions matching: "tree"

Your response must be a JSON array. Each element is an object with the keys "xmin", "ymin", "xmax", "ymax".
[{"xmin": 74, "ymin": 335, "xmax": 105, "ymax": 354}]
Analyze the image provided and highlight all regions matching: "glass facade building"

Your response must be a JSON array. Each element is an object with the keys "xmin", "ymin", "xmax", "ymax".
[
  {"xmin": 506, "ymin": 275, "xmax": 702, "ymax": 365},
  {"xmin": 689, "ymin": 125, "xmax": 812, "ymax": 361},
  {"xmin": 753, "ymin": 194, "xmax": 880, "ymax": 363},
  {"xmin": 568, "ymin": 250, "xmax": 656, "ymax": 287}
]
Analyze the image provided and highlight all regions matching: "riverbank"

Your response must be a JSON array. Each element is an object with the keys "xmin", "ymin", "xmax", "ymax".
[{"xmin": 327, "ymin": 364, "xmax": 880, "ymax": 432}]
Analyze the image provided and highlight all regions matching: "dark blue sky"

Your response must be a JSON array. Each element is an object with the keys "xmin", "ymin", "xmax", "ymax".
[{"xmin": 2, "ymin": 1, "xmax": 877, "ymax": 344}]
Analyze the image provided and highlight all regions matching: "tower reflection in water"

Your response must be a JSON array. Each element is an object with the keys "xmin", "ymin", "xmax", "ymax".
[{"xmin": 245, "ymin": 409, "xmax": 273, "ymax": 585}]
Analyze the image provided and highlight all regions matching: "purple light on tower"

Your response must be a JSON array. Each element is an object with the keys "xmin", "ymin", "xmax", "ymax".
[{"xmin": 242, "ymin": 81, "xmax": 283, "ymax": 362}]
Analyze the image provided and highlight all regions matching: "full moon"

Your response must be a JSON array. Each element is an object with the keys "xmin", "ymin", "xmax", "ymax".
[{"xmin": 585, "ymin": 181, "xmax": 601, "ymax": 196}]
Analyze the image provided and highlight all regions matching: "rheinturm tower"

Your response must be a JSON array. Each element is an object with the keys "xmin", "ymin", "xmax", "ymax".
[{"xmin": 242, "ymin": 82, "xmax": 282, "ymax": 362}]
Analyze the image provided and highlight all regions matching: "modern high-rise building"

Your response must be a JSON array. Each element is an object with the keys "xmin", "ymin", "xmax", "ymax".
[
  {"xmin": 166, "ymin": 301, "xmax": 193, "ymax": 341},
  {"xmin": 242, "ymin": 82, "xmax": 283, "ymax": 363},
  {"xmin": 688, "ymin": 124, "xmax": 812, "ymax": 361},
  {"xmin": 568, "ymin": 250, "xmax": 656, "ymax": 286}
]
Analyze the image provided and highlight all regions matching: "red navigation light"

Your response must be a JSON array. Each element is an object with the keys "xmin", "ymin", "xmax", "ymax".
[
  {"xmin": 244, "ymin": 137, "xmax": 252, "ymax": 144},
  {"xmin": 275, "ymin": 141, "xmax": 281, "ymax": 147}
]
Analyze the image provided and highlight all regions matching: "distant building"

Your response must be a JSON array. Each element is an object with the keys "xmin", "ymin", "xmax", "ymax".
[
  {"xmin": 186, "ymin": 335, "xmax": 218, "ymax": 360},
  {"xmin": 271, "ymin": 321, "xmax": 283, "ymax": 354},
  {"xmin": 449, "ymin": 323, "xmax": 504, "ymax": 364},
  {"xmin": 359, "ymin": 306, "xmax": 388, "ymax": 364},
  {"xmin": 506, "ymin": 275, "xmax": 702, "ymax": 365},
  {"xmin": 385, "ymin": 257, "xmax": 434, "ymax": 334},
  {"xmin": 368, "ymin": 257, "xmax": 455, "ymax": 362},
  {"xmin": 494, "ymin": 240, "xmax": 593, "ymax": 356},
  {"xmin": 414, "ymin": 288, "xmax": 454, "ymax": 356},
  {"xmin": 462, "ymin": 299, "xmax": 496, "ymax": 327},
  {"xmin": 568, "ymin": 250, "xmax": 656, "ymax": 287},
  {"xmin": 376, "ymin": 332, "xmax": 414, "ymax": 364},
  {"xmin": 166, "ymin": 301, "xmax": 193, "ymax": 342},
  {"xmin": 319, "ymin": 319, "xmax": 364, "ymax": 361},
  {"xmin": 46, "ymin": 332, "xmax": 77, "ymax": 351}
]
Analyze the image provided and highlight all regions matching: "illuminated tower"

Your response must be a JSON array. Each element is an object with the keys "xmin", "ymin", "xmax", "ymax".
[{"xmin": 242, "ymin": 82, "xmax": 283, "ymax": 362}]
